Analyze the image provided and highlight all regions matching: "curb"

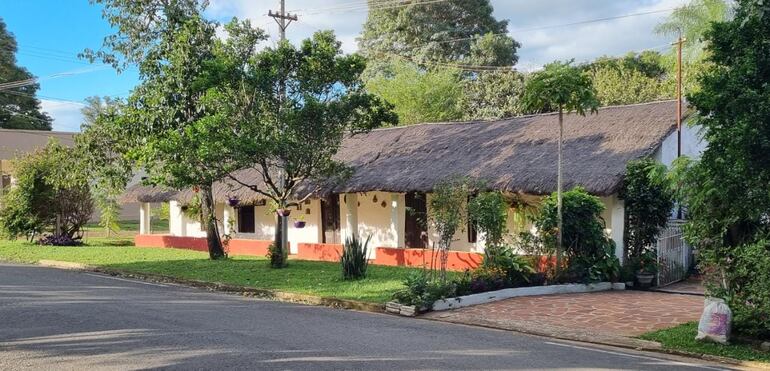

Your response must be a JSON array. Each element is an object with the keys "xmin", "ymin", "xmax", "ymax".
[{"xmin": 34, "ymin": 260, "xmax": 384, "ymax": 314}]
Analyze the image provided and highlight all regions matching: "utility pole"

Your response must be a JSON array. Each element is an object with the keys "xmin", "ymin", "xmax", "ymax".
[
  {"xmin": 673, "ymin": 34, "xmax": 687, "ymax": 158},
  {"xmin": 268, "ymin": 0, "xmax": 298, "ymax": 42},
  {"xmin": 673, "ymin": 33, "xmax": 686, "ymax": 220},
  {"xmin": 268, "ymin": 0, "xmax": 297, "ymax": 263}
]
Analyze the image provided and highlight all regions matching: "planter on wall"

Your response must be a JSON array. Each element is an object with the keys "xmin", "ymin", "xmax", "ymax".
[
  {"xmin": 385, "ymin": 301, "xmax": 419, "ymax": 317},
  {"xmin": 276, "ymin": 209, "xmax": 291, "ymax": 217},
  {"xmin": 227, "ymin": 198, "xmax": 240, "ymax": 207},
  {"xmin": 432, "ymin": 282, "xmax": 618, "ymax": 311},
  {"xmin": 293, "ymin": 221, "xmax": 306, "ymax": 228}
]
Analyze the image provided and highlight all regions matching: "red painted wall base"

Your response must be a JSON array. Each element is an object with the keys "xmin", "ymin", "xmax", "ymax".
[
  {"xmin": 135, "ymin": 234, "xmax": 274, "ymax": 257},
  {"xmin": 134, "ymin": 235, "xmax": 483, "ymax": 271}
]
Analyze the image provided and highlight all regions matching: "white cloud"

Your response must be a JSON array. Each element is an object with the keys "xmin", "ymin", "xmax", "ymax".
[
  {"xmin": 40, "ymin": 100, "xmax": 84, "ymax": 132},
  {"xmin": 205, "ymin": 0, "xmax": 688, "ymax": 70}
]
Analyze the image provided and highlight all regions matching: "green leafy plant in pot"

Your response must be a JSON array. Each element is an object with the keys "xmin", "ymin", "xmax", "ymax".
[{"xmin": 635, "ymin": 249, "xmax": 658, "ymax": 287}]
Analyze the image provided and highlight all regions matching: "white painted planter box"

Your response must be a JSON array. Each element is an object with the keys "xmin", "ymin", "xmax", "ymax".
[{"xmin": 432, "ymin": 282, "xmax": 620, "ymax": 311}]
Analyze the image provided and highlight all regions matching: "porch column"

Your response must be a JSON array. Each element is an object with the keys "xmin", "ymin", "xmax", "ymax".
[
  {"xmin": 139, "ymin": 202, "xmax": 151, "ymax": 235},
  {"xmin": 169, "ymin": 201, "xmax": 186, "ymax": 237},
  {"xmin": 475, "ymin": 231, "xmax": 487, "ymax": 253},
  {"xmin": 223, "ymin": 205, "xmax": 233, "ymax": 235},
  {"xmin": 390, "ymin": 193, "xmax": 405, "ymax": 248},
  {"xmin": 344, "ymin": 193, "xmax": 358, "ymax": 240},
  {"xmin": 610, "ymin": 197, "xmax": 625, "ymax": 265}
]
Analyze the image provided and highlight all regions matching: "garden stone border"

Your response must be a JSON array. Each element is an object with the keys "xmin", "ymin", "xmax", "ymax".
[{"xmin": 432, "ymin": 282, "xmax": 623, "ymax": 311}]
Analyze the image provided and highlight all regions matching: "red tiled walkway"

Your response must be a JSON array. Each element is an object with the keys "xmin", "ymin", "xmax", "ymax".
[{"xmin": 425, "ymin": 291, "xmax": 703, "ymax": 338}]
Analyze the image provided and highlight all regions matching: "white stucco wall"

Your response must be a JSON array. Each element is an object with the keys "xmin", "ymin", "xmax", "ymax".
[
  {"xmin": 167, "ymin": 200, "xmax": 223, "ymax": 238},
  {"xmin": 286, "ymin": 199, "xmax": 323, "ymax": 253},
  {"xmin": 160, "ymin": 191, "xmax": 626, "ymax": 261},
  {"xmin": 654, "ymin": 122, "xmax": 706, "ymax": 167}
]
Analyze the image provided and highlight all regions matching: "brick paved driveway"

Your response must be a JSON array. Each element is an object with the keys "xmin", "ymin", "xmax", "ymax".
[{"xmin": 424, "ymin": 291, "xmax": 704, "ymax": 339}]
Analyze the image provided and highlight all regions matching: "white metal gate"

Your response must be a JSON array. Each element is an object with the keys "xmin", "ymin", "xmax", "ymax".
[{"xmin": 655, "ymin": 222, "xmax": 691, "ymax": 287}]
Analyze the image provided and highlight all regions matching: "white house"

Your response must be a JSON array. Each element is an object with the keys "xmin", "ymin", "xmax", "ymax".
[{"xmin": 125, "ymin": 100, "xmax": 705, "ymax": 269}]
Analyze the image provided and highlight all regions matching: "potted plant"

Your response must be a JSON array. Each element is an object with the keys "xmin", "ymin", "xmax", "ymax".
[
  {"xmin": 635, "ymin": 249, "xmax": 658, "ymax": 288},
  {"xmin": 293, "ymin": 214, "xmax": 306, "ymax": 228},
  {"xmin": 276, "ymin": 208, "xmax": 291, "ymax": 217},
  {"xmin": 227, "ymin": 196, "xmax": 240, "ymax": 207}
]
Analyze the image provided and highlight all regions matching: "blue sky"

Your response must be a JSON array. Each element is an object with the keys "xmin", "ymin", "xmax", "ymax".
[{"xmin": 1, "ymin": 0, "xmax": 684, "ymax": 132}]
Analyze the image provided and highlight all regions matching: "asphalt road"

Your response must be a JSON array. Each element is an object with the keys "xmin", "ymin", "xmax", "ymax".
[{"xmin": 0, "ymin": 262, "xmax": 732, "ymax": 370}]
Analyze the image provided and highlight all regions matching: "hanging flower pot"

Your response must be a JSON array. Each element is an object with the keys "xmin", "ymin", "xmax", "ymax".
[
  {"xmin": 293, "ymin": 221, "xmax": 306, "ymax": 228},
  {"xmin": 227, "ymin": 197, "xmax": 240, "ymax": 207},
  {"xmin": 276, "ymin": 209, "xmax": 291, "ymax": 217}
]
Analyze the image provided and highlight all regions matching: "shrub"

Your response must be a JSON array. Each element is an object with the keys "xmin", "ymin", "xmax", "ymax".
[
  {"xmin": 0, "ymin": 140, "xmax": 93, "ymax": 241},
  {"xmin": 619, "ymin": 159, "xmax": 673, "ymax": 262},
  {"xmin": 266, "ymin": 243, "xmax": 285, "ymax": 268},
  {"xmin": 341, "ymin": 234, "xmax": 371, "ymax": 280},
  {"xmin": 392, "ymin": 270, "xmax": 456, "ymax": 309},
  {"xmin": 468, "ymin": 191, "xmax": 509, "ymax": 247},
  {"xmin": 37, "ymin": 234, "xmax": 83, "ymax": 246},
  {"xmin": 534, "ymin": 187, "xmax": 619, "ymax": 282},
  {"xmin": 703, "ymin": 239, "xmax": 770, "ymax": 339},
  {"xmin": 483, "ymin": 244, "xmax": 535, "ymax": 286}
]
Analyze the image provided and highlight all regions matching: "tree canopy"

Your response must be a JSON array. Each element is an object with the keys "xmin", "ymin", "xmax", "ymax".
[
  {"xmin": 582, "ymin": 52, "xmax": 674, "ymax": 106},
  {"xmin": 365, "ymin": 61, "xmax": 462, "ymax": 125},
  {"xmin": 0, "ymin": 140, "xmax": 93, "ymax": 242},
  {"xmin": 86, "ymin": 0, "xmax": 253, "ymax": 259},
  {"xmin": 0, "ymin": 18, "xmax": 52, "ymax": 130},
  {"xmin": 214, "ymin": 29, "xmax": 397, "ymax": 267},
  {"xmin": 677, "ymin": 0, "xmax": 770, "ymax": 337},
  {"xmin": 358, "ymin": 0, "xmax": 518, "ymax": 69}
]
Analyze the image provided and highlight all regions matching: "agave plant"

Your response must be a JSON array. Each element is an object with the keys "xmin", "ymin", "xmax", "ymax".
[{"xmin": 341, "ymin": 234, "xmax": 372, "ymax": 280}]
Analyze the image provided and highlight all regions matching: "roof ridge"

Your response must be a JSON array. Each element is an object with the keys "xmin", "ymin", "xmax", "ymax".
[{"xmin": 367, "ymin": 99, "xmax": 678, "ymax": 132}]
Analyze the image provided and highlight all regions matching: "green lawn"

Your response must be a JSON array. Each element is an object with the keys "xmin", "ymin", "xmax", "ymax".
[
  {"xmin": 0, "ymin": 239, "xmax": 419, "ymax": 304},
  {"xmin": 639, "ymin": 322, "xmax": 770, "ymax": 363},
  {"xmin": 84, "ymin": 219, "xmax": 169, "ymax": 232}
]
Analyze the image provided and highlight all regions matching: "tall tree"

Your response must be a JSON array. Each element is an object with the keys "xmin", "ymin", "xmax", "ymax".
[
  {"xmin": 358, "ymin": 0, "xmax": 519, "ymax": 77},
  {"xmin": 217, "ymin": 30, "xmax": 397, "ymax": 267},
  {"xmin": 75, "ymin": 96, "xmax": 130, "ymax": 236},
  {"xmin": 459, "ymin": 70, "xmax": 525, "ymax": 120},
  {"xmin": 655, "ymin": 0, "xmax": 732, "ymax": 63},
  {"xmin": 85, "ymin": 0, "xmax": 255, "ymax": 259},
  {"xmin": 677, "ymin": 0, "xmax": 770, "ymax": 337},
  {"xmin": 0, "ymin": 18, "xmax": 52, "ymax": 130},
  {"xmin": 521, "ymin": 61, "xmax": 599, "ymax": 277},
  {"xmin": 583, "ymin": 52, "xmax": 674, "ymax": 106},
  {"xmin": 365, "ymin": 61, "xmax": 463, "ymax": 125}
]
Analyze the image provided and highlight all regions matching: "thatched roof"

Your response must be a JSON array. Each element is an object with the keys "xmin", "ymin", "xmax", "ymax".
[{"xmin": 122, "ymin": 100, "xmax": 679, "ymax": 203}]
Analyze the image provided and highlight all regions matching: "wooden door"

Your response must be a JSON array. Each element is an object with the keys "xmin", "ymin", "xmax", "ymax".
[
  {"xmin": 405, "ymin": 192, "xmax": 427, "ymax": 248},
  {"xmin": 321, "ymin": 195, "xmax": 341, "ymax": 244}
]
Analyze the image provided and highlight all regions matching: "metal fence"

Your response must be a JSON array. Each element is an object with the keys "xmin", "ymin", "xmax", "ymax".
[{"xmin": 655, "ymin": 221, "xmax": 692, "ymax": 287}]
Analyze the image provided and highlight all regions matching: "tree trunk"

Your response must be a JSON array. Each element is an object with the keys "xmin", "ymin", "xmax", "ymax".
[
  {"xmin": 556, "ymin": 107, "xmax": 564, "ymax": 278},
  {"xmin": 271, "ymin": 204, "xmax": 288, "ymax": 268},
  {"xmin": 200, "ymin": 184, "xmax": 226, "ymax": 260}
]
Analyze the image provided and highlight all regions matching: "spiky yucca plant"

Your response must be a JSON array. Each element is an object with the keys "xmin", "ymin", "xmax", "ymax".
[{"xmin": 341, "ymin": 235, "xmax": 371, "ymax": 280}]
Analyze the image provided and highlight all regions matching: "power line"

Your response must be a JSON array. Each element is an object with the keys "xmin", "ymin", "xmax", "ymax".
[
  {"xmin": 403, "ymin": 7, "xmax": 679, "ymax": 51},
  {"xmin": 294, "ymin": 0, "xmax": 449, "ymax": 16}
]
